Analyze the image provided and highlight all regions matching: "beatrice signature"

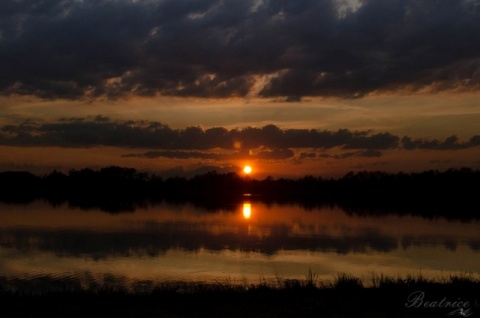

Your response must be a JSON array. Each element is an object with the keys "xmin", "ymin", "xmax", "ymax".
[{"xmin": 405, "ymin": 291, "xmax": 478, "ymax": 317}]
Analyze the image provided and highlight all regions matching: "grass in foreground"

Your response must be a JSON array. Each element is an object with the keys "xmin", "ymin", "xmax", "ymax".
[{"xmin": 1, "ymin": 272, "xmax": 479, "ymax": 318}]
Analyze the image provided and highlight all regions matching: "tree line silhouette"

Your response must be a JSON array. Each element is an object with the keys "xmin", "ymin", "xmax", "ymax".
[{"xmin": 0, "ymin": 166, "xmax": 478, "ymax": 219}]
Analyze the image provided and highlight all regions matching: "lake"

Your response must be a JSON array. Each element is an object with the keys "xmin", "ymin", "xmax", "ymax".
[{"xmin": 1, "ymin": 200, "xmax": 479, "ymax": 291}]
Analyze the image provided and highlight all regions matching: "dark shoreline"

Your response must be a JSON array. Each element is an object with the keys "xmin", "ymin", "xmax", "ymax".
[
  {"xmin": 1, "ymin": 166, "xmax": 479, "ymax": 219},
  {"xmin": 2, "ymin": 274, "xmax": 479, "ymax": 318}
]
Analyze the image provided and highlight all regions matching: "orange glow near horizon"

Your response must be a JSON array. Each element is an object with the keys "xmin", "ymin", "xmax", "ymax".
[{"xmin": 243, "ymin": 165, "xmax": 252, "ymax": 175}]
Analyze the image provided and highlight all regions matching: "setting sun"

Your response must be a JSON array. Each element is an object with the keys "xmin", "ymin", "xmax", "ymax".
[{"xmin": 243, "ymin": 165, "xmax": 252, "ymax": 174}]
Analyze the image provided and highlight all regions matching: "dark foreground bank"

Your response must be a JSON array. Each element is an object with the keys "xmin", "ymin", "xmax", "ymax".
[{"xmin": 2, "ymin": 274, "xmax": 479, "ymax": 318}]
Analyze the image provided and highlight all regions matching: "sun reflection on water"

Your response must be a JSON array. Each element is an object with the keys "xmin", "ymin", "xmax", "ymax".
[
  {"xmin": 1, "ymin": 201, "xmax": 479, "ymax": 289},
  {"xmin": 243, "ymin": 202, "xmax": 252, "ymax": 219}
]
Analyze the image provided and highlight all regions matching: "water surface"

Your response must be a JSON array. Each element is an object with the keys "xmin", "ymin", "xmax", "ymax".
[{"xmin": 1, "ymin": 200, "xmax": 479, "ymax": 290}]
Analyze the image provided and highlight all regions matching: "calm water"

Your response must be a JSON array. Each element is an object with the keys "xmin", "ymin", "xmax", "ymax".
[{"xmin": 1, "ymin": 200, "xmax": 479, "ymax": 290}]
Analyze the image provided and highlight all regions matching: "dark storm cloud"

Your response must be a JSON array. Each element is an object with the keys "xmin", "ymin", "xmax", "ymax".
[
  {"xmin": 401, "ymin": 135, "xmax": 480, "ymax": 150},
  {"xmin": 1, "ymin": 0, "xmax": 480, "ymax": 100},
  {"xmin": 2, "ymin": 117, "xmax": 480, "ymax": 152},
  {"xmin": 0, "ymin": 117, "xmax": 402, "ymax": 150}
]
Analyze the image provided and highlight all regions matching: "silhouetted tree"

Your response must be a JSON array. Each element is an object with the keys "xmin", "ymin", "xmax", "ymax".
[{"xmin": 0, "ymin": 167, "xmax": 478, "ymax": 218}]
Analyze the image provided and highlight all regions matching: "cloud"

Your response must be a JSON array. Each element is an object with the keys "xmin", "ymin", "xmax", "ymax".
[
  {"xmin": 337, "ymin": 149, "xmax": 383, "ymax": 159},
  {"xmin": 123, "ymin": 151, "xmax": 224, "ymax": 160},
  {"xmin": 401, "ymin": 135, "xmax": 480, "ymax": 150},
  {"xmin": 0, "ymin": 117, "xmax": 403, "ymax": 150},
  {"xmin": 1, "ymin": 0, "xmax": 479, "ymax": 100},
  {"xmin": 320, "ymin": 149, "xmax": 383, "ymax": 160},
  {"xmin": 123, "ymin": 148, "xmax": 295, "ymax": 161},
  {"xmin": 2, "ymin": 117, "xmax": 480, "ymax": 156},
  {"xmin": 299, "ymin": 152, "xmax": 317, "ymax": 160},
  {"xmin": 342, "ymin": 132, "xmax": 399, "ymax": 149},
  {"xmin": 124, "ymin": 148, "xmax": 382, "ymax": 162}
]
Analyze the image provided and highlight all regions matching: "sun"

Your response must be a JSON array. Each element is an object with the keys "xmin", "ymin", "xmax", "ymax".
[{"xmin": 243, "ymin": 165, "xmax": 252, "ymax": 174}]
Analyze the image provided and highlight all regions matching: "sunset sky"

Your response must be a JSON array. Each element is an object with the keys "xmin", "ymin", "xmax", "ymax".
[{"xmin": 1, "ymin": 0, "xmax": 480, "ymax": 178}]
